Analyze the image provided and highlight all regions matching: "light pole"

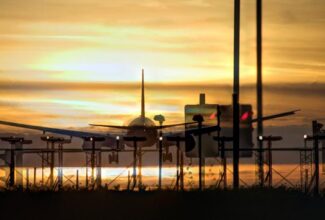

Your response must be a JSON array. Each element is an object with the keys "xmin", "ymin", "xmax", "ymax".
[
  {"xmin": 158, "ymin": 136, "xmax": 163, "ymax": 189},
  {"xmin": 154, "ymin": 114, "xmax": 165, "ymax": 190},
  {"xmin": 116, "ymin": 136, "xmax": 120, "ymax": 150},
  {"xmin": 123, "ymin": 136, "xmax": 146, "ymax": 191},
  {"xmin": 192, "ymin": 114, "xmax": 204, "ymax": 191},
  {"xmin": 256, "ymin": 0, "xmax": 264, "ymax": 190},
  {"xmin": 233, "ymin": 0, "xmax": 241, "ymax": 189},
  {"xmin": 257, "ymin": 135, "xmax": 264, "ymax": 187},
  {"xmin": 166, "ymin": 136, "xmax": 186, "ymax": 191}
]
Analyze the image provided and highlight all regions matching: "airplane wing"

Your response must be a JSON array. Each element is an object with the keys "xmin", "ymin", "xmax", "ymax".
[
  {"xmin": 89, "ymin": 122, "xmax": 197, "ymax": 129},
  {"xmin": 251, "ymin": 109, "xmax": 300, "ymax": 123},
  {"xmin": 0, "ymin": 120, "xmax": 107, "ymax": 138},
  {"xmin": 89, "ymin": 124, "xmax": 129, "ymax": 129},
  {"xmin": 159, "ymin": 122, "xmax": 197, "ymax": 129},
  {"xmin": 162, "ymin": 125, "xmax": 220, "ymax": 137}
]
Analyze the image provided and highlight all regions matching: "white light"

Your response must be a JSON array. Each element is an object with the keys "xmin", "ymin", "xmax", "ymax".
[
  {"xmin": 159, "ymin": 136, "xmax": 163, "ymax": 141},
  {"xmin": 304, "ymin": 134, "xmax": 308, "ymax": 139},
  {"xmin": 90, "ymin": 137, "xmax": 93, "ymax": 141},
  {"xmin": 258, "ymin": 136, "xmax": 263, "ymax": 141},
  {"xmin": 116, "ymin": 136, "xmax": 120, "ymax": 141},
  {"xmin": 46, "ymin": 136, "xmax": 50, "ymax": 140}
]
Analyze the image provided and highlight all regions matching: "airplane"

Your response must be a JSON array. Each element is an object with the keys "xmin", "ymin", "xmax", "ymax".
[
  {"xmin": 88, "ymin": 69, "xmax": 201, "ymax": 148},
  {"xmin": 0, "ymin": 69, "xmax": 299, "ymax": 153},
  {"xmin": 0, "ymin": 70, "xmax": 301, "ymax": 189},
  {"xmin": 0, "ymin": 69, "xmax": 219, "ymax": 151}
]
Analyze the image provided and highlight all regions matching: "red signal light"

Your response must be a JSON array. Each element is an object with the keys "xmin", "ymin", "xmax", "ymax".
[
  {"xmin": 209, "ymin": 112, "xmax": 217, "ymax": 120},
  {"xmin": 240, "ymin": 111, "xmax": 250, "ymax": 121}
]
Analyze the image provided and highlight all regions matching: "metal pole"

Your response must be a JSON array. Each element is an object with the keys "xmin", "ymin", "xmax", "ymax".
[
  {"xmin": 256, "ymin": 0, "xmax": 264, "ymax": 189},
  {"xmin": 46, "ymin": 141, "xmax": 49, "ymax": 175},
  {"xmin": 232, "ymin": 0, "xmax": 240, "ymax": 189},
  {"xmin": 313, "ymin": 121, "xmax": 319, "ymax": 196},
  {"xmin": 158, "ymin": 135, "xmax": 163, "ymax": 190},
  {"xmin": 9, "ymin": 147, "xmax": 15, "ymax": 187},
  {"xmin": 15, "ymin": 142, "xmax": 23, "ymax": 187},
  {"xmin": 314, "ymin": 136, "xmax": 319, "ymax": 196},
  {"xmin": 233, "ymin": 0, "xmax": 240, "ymax": 93},
  {"xmin": 26, "ymin": 168, "xmax": 29, "ymax": 190},
  {"xmin": 58, "ymin": 143, "xmax": 63, "ymax": 189},
  {"xmin": 258, "ymin": 137, "xmax": 264, "ymax": 187},
  {"xmin": 153, "ymin": 117, "xmax": 165, "ymax": 190},
  {"xmin": 76, "ymin": 170, "xmax": 79, "ymax": 190},
  {"xmin": 180, "ymin": 145, "xmax": 184, "ymax": 191},
  {"xmin": 91, "ymin": 139, "xmax": 95, "ymax": 187},
  {"xmin": 96, "ymin": 150, "xmax": 102, "ymax": 188},
  {"xmin": 127, "ymin": 170, "xmax": 131, "ymax": 190},
  {"xmin": 34, "ymin": 167, "xmax": 37, "ymax": 187},
  {"xmin": 268, "ymin": 138, "xmax": 273, "ymax": 188},
  {"xmin": 50, "ymin": 142, "xmax": 54, "ymax": 187},
  {"xmin": 304, "ymin": 138, "xmax": 308, "ymax": 192},
  {"xmin": 85, "ymin": 154, "xmax": 89, "ymax": 189},
  {"xmin": 116, "ymin": 138, "xmax": 120, "ymax": 150},
  {"xmin": 232, "ymin": 94, "xmax": 240, "ymax": 189},
  {"xmin": 176, "ymin": 140, "xmax": 180, "ymax": 191},
  {"xmin": 133, "ymin": 140, "xmax": 137, "ymax": 190},
  {"xmin": 138, "ymin": 146, "xmax": 142, "ymax": 189},
  {"xmin": 41, "ymin": 163, "xmax": 44, "ymax": 187},
  {"xmin": 198, "ymin": 121, "xmax": 203, "ymax": 191},
  {"xmin": 256, "ymin": 0, "xmax": 263, "ymax": 165},
  {"xmin": 216, "ymin": 106, "xmax": 227, "ymax": 188},
  {"xmin": 221, "ymin": 140, "xmax": 227, "ymax": 188}
]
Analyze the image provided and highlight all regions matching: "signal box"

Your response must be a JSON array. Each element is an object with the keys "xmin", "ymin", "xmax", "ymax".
[{"xmin": 185, "ymin": 94, "xmax": 253, "ymax": 158}]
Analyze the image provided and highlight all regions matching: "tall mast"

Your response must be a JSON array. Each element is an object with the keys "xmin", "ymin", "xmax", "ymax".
[{"xmin": 141, "ymin": 69, "xmax": 145, "ymax": 119}]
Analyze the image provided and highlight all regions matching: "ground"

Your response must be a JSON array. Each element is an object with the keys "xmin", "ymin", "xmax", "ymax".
[{"xmin": 0, "ymin": 188, "xmax": 324, "ymax": 220}]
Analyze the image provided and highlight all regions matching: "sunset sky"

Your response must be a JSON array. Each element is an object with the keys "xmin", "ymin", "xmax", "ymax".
[{"xmin": 0, "ymin": 0, "xmax": 324, "ymax": 129}]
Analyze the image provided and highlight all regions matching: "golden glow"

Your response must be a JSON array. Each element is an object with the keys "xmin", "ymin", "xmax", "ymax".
[
  {"xmin": 0, "ymin": 164, "xmax": 306, "ymax": 189},
  {"xmin": 1, "ymin": 1, "xmax": 324, "ymax": 84},
  {"xmin": 0, "ymin": 0, "xmax": 324, "ymax": 128}
]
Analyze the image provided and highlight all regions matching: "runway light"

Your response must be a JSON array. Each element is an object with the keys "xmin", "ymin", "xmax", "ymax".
[
  {"xmin": 159, "ymin": 136, "xmax": 163, "ymax": 141},
  {"xmin": 258, "ymin": 136, "xmax": 263, "ymax": 141},
  {"xmin": 116, "ymin": 136, "xmax": 120, "ymax": 141}
]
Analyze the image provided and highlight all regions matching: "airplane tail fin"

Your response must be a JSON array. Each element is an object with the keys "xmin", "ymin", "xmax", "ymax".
[{"xmin": 141, "ymin": 69, "xmax": 145, "ymax": 119}]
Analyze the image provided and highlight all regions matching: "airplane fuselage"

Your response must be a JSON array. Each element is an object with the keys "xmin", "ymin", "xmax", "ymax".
[{"xmin": 125, "ymin": 116, "xmax": 158, "ymax": 147}]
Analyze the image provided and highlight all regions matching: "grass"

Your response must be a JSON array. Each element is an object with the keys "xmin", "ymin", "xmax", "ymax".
[{"xmin": 0, "ymin": 187, "xmax": 324, "ymax": 220}]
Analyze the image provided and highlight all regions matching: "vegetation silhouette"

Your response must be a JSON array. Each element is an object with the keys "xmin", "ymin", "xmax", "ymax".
[{"xmin": 0, "ymin": 187, "xmax": 324, "ymax": 220}]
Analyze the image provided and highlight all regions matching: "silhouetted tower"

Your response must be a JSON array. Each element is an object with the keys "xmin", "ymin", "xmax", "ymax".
[
  {"xmin": 232, "ymin": 0, "xmax": 241, "ymax": 189},
  {"xmin": 313, "ymin": 121, "xmax": 320, "ymax": 196},
  {"xmin": 0, "ymin": 137, "xmax": 32, "ymax": 187},
  {"xmin": 154, "ymin": 114, "xmax": 165, "ymax": 190},
  {"xmin": 82, "ymin": 137, "xmax": 105, "ymax": 189},
  {"xmin": 123, "ymin": 136, "xmax": 146, "ymax": 190},
  {"xmin": 193, "ymin": 114, "xmax": 204, "ymax": 190},
  {"xmin": 256, "ymin": 0, "xmax": 264, "ymax": 187}
]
